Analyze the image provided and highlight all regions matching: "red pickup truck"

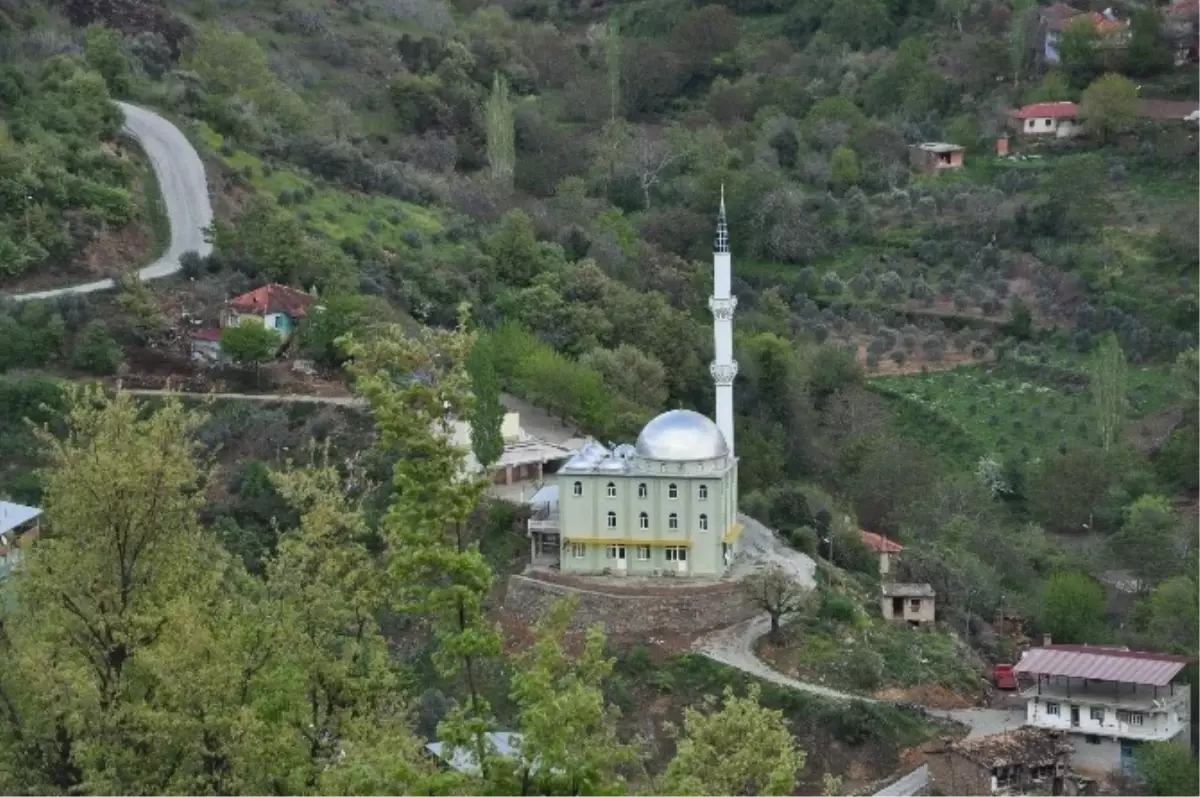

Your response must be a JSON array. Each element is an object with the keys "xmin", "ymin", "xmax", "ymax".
[{"xmin": 993, "ymin": 663, "xmax": 1017, "ymax": 690}]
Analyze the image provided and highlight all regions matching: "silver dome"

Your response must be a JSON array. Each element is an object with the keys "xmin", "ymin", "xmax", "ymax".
[{"xmin": 634, "ymin": 410, "xmax": 729, "ymax": 462}]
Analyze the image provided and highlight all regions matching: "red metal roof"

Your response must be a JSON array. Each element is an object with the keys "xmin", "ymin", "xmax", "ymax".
[
  {"xmin": 861, "ymin": 530, "xmax": 904, "ymax": 554},
  {"xmin": 192, "ymin": 328, "xmax": 223, "ymax": 342},
  {"xmin": 1012, "ymin": 102, "xmax": 1079, "ymax": 120},
  {"xmin": 1014, "ymin": 645, "xmax": 1191, "ymax": 686},
  {"xmin": 228, "ymin": 284, "xmax": 315, "ymax": 318}
]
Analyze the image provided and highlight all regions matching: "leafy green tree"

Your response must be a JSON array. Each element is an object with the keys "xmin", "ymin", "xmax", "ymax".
[
  {"xmin": 742, "ymin": 566, "xmax": 812, "ymax": 638},
  {"xmin": 486, "ymin": 73, "xmax": 515, "ymax": 187},
  {"xmin": 606, "ymin": 17, "xmax": 622, "ymax": 122},
  {"xmin": 578, "ymin": 344, "xmax": 669, "ymax": 411},
  {"xmin": 1109, "ymin": 495, "xmax": 1186, "ymax": 593},
  {"xmin": 823, "ymin": 0, "xmax": 893, "ymax": 50},
  {"xmin": 1124, "ymin": 8, "xmax": 1173, "ymax": 77},
  {"xmin": 1039, "ymin": 572, "xmax": 1107, "ymax": 644},
  {"xmin": 298, "ymin": 293, "xmax": 381, "ymax": 367},
  {"xmin": 1008, "ymin": 0, "xmax": 1036, "ymax": 87},
  {"xmin": 83, "ymin": 25, "xmax": 132, "ymax": 96},
  {"xmin": 830, "ymin": 146, "xmax": 860, "ymax": 190},
  {"xmin": 662, "ymin": 684, "xmax": 806, "ymax": 795},
  {"xmin": 1080, "ymin": 73, "xmax": 1139, "ymax": 143},
  {"xmin": 1058, "ymin": 17, "xmax": 1101, "ymax": 88},
  {"xmin": 1087, "ymin": 333, "xmax": 1127, "ymax": 451},
  {"xmin": 70, "ymin": 319, "xmax": 121, "ymax": 375},
  {"xmin": 495, "ymin": 597, "xmax": 639, "ymax": 795},
  {"xmin": 1026, "ymin": 70, "xmax": 1073, "ymax": 103},
  {"xmin": 1134, "ymin": 742, "xmax": 1200, "ymax": 797},
  {"xmin": 488, "ymin": 209, "xmax": 541, "ymax": 286},
  {"xmin": 342, "ymin": 308, "xmax": 501, "ymax": 777},
  {"xmin": 1142, "ymin": 576, "xmax": 1199, "ymax": 656},
  {"xmin": 467, "ymin": 332, "xmax": 505, "ymax": 471},
  {"xmin": 1029, "ymin": 448, "xmax": 1124, "ymax": 532},
  {"xmin": 220, "ymin": 320, "xmax": 279, "ymax": 385}
]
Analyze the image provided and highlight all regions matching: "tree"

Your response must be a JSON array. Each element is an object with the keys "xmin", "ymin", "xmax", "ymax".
[
  {"xmin": 220, "ymin": 320, "xmax": 279, "ymax": 386},
  {"xmin": 606, "ymin": 17, "xmax": 621, "ymax": 122},
  {"xmin": 1134, "ymin": 742, "xmax": 1200, "ymax": 796},
  {"xmin": 497, "ymin": 597, "xmax": 639, "ymax": 795},
  {"xmin": 1080, "ymin": 73, "xmax": 1138, "ymax": 143},
  {"xmin": 578, "ymin": 344, "xmax": 669, "ymax": 411},
  {"xmin": 662, "ymin": 685, "xmax": 805, "ymax": 796},
  {"xmin": 742, "ymin": 566, "xmax": 812, "ymax": 637},
  {"xmin": 1087, "ymin": 333, "xmax": 1127, "ymax": 451},
  {"xmin": 486, "ymin": 73, "xmax": 515, "ymax": 187},
  {"xmin": 298, "ymin": 293, "xmax": 381, "ymax": 368},
  {"xmin": 84, "ymin": 25, "xmax": 132, "ymax": 96},
  {"xmin": 71, "ymin": 320, "xmax": 121, "ymax": 375},
  {"xmin": 467, "ymin": 332, "xmax": 505, "ymax": 471},
  {"xmin": 341, "ymin": 308, "xmax": 500, "ymax": 778},
  {"xmin": 829, "ymin": 146, "xmax": 860, "ymax": 190},
  {"xmin": 1039, "ymin": 572, "xmax": 1107, "ymax": 644},
  {"xmin": 1143, "ymin": 576, "xmax": 1199, "ymax": 656},
  {"xmin": 1124, "ymin": 8, "xmax": 1173, "ymax": 78},
  {"xmin": 823, "ymin": 0, "xmax": 893, "ymax": 50},
  {"xmin": 1008, "ymin": 0, "xmax": 1035, "ymax": 87},
  {"xmin": 488, "ymin": 209, "xmax": 541, "ymax": 286},
  {"xmin": 1029, "ymin": 448, "xmax": 1123, "ymax": 532},
  {"xmin": 1058, "ymin": 18, "xmax": 1101, "ymax": 88},
  {"xmin": 1108, "ymin": 495, "xmax": 1186, "ymax": 593}
]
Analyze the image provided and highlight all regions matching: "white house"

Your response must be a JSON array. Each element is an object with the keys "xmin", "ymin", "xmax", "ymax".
[
  {"xmin": 1014, "ymin": 644, "xmax": 1192, "ymax": 777},
  {"xmin": 447, "ymin": 412, "xmax": 575, "ymax": 487},
  {"xmin": 1010, "ymin": 102, "xmax": 1081, "ymax": 138}
]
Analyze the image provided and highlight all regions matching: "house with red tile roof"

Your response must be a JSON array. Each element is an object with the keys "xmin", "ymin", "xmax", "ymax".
[
  {"xmin": 1037, "ymin": 4, "xmax": 1130, "ymax": 65},
  {"xmin": 1009, "ymin": 102, "xmax": 1081, "ymax": 138},
  {"xmin": 190, "ymin": 284, "xmax": 317, "ymax": 363},
  {"xmin": 861, "ymin": 530, "xmax": 903, "ymax": 576}
]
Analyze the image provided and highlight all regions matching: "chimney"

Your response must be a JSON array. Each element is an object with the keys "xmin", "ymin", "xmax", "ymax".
[
  {"xmin": 1043, "ymin": 633, "xmax": 1052, "ymax": 647},
  {"xmin": 996, "ymin": 136, "xmax": 1010, "ymax": 157}
]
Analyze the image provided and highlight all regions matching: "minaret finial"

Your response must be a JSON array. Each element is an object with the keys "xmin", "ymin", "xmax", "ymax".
[{"xmin": 715, "ymin": 186, "xmax": 729, "ymax": 254}]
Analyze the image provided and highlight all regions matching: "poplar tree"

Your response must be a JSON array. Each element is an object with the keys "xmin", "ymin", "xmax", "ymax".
[
  {"xmin": 340, "ymin": 306, "xmax": 501, "ymax": 777},
  {"xmin": 467, "ymin": 332, "xmax": 506, "ymax": 471},
  {"xmin": 486, "ymin": 73, "xmax": 515, "ymax": 187},
  {"xmin": 1089, "ymin": 333, "xmax": 1127, "ymax": 451},
  {"xmin": 607, "ymin": 17, "xmax": 622, "ymax": 122}
]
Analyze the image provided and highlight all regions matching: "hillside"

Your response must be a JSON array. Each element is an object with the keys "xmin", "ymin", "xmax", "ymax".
[{"xmin": 0, "ymin": 0, "xmax": 1196, "ymax": 792}]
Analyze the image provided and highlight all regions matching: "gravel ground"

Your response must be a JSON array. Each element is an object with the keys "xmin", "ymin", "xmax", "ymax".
[{"xmin": 727, "ymin": 512, "xmax": 818, "ymax": 588}]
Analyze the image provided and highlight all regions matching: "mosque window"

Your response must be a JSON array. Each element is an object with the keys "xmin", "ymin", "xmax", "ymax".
[
  {"xmin": 699, "ymin": 514, "xmax": 709, "ymax": 531},
  {"xmin": 571, "ymin": 544, "xmax": 586, "ymax": 559},
  {"xmin": 668, "ymin": 483, "xmax": 678, "ymax": 499},
  {"xmin": 639, "ymin": 512, "xmax": 649, "ymax": 530},
  {"xmin": 573, "ymin": 481, "xmax": 583, "ymax": 497},
  {"xmin": 606, "ymin": 482, "xmax": 617, "ymax": 498},
  {"xmin": 638, "ymin": 483, "xmax": 648, "ymax": 498},
  {"xmin": 606, "ymin": 511, "xmax": 617, "ymax": 529},
  {"xmin": 636, "ymin": 546, "xmax": 651, "ymax": 561},
  {"xmin": 699, "ymin": 484, "xmax": 708, "ymax": 500},
  {"xmin": 668, "ymin": 513, "xmax": 678, "ymax": 530}
]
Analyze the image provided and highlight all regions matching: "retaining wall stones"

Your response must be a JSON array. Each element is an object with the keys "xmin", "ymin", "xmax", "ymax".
[{"xmin": 503, "ymin": 573, "xmax": 758, "ymax": 636}]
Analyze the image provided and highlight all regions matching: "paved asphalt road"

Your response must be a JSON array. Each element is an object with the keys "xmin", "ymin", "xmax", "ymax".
[{"xmin": 8, "ymin": 101, "xmax": 213, "ymax": 301}]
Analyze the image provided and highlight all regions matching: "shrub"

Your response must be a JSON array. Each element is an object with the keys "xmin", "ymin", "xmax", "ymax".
[
  {"xmin": 789, "ymin": 526, "xmax": 819, "ymax": 556},
  {"xmin": 179, "ymin": 250, "xmax": 204, "ymax": 279},
  {"xmin": 819, "ymin": 593, "xmax": 858, "ymax": 625},
  {"xmin": 71, "ymin": 321, "xmax": 121, "ymax": 375}
]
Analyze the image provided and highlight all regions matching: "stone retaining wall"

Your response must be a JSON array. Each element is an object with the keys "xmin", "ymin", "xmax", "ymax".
[{"xmin": 503, "ymin": 573, "xmax": 758, "ymax": 636}]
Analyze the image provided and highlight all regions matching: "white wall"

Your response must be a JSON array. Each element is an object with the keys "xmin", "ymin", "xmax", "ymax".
[{"xmin": 1026, "ymin": 697, "xmax": 1185, "ymax": 741}]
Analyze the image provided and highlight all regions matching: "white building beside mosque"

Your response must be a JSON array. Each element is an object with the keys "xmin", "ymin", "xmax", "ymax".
[{"xmin": 527, "ymin": 193, "xmax": 741, "ymax": 578}]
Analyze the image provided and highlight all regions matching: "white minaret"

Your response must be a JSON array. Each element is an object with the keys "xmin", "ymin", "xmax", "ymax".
[{"xmin": 709, "ymin": 187, "xmax": 737, "ymax": 456}]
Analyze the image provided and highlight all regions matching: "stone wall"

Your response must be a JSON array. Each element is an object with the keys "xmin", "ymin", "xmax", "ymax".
[{"xmin": 503, "ymin": 573, "xmax": 758, "ymax": 636}]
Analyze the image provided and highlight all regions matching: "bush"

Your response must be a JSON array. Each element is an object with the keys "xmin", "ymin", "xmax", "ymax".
[
  {"xmin": 179, "ymin": 250, "xmax": 204, "ymax": 279},
  {"xmin": 819, "ymin": 593, "xmax": 858, "ymax": 625},
  {"xmin": 789, "ymin": 526, "xmax": 818, "ymax": 556},
  {"xmin": 71, "ymin": 321, "xmax": 122, "ymax": 375}
]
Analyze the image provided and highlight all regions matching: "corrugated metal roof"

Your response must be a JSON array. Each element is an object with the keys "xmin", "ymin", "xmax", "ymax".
[
  {"xmin": 1014, "ymin": 645, "xmax": 1191, "ymax": 686},
  {"xmin": 0, "ymin": 502, "xmax": 42, "ymax": 535},
  {"xmin": 862, "ymin": 530, "xmax": 904, "ymax": 554}
]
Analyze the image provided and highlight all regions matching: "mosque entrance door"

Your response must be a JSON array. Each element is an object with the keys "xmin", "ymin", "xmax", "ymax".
[{"xmin": 614, "ymin": 545, "xmax": 627, "ymax": 572}]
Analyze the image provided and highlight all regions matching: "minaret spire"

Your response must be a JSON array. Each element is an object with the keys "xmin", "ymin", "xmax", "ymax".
[{"xmin": 708, "ymin": 189, "xmax": 737, "ymax": 457}]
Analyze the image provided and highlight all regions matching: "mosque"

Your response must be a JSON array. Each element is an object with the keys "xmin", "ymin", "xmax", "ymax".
[{"xmin": 526, "ymin": 193, "xmax": 741, "ymax": 578}]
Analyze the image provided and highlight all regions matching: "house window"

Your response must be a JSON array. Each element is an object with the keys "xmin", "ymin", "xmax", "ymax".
[
  {"xmin": 606, "ymin": 482, "xmax": 617, "ymax": 498},
  {"xmin": 1046, "ymin": 702, "xmax": 1060, "ymax": 717},
  {"xmin": 698, "ymin": 484, "xmax": 708, "ymax": 500},
  {"xmin": 1044, "ymin": 118, "xmax": 1053, "ymax": 128},
  {"xmin": 639, "ymin": 512, "xmax": 649, "ymax": 530},
  {"xmin": 665, "ymin": 547, "xmax": 688, "ymax": 562},
  {"xmin": 272, "ymin": 315, "xmax": 283, "ymax": 329},
  {"xmin": 1086, "ymin": 735, "xmax": 1101, "ymax": 745},
  {"xmin": 606, "ymin": 511, "xmax": 617, "ymax": 529},
  {"xmin": 668, "ymin": 483, "xmax": 678, "ymax": 499},
  {"xmin": 638, "ymin": 483, "xmax": 648, "ymax": 498},
  {"xmin": 571, "ymin": 543, "xmax": 586, "ymax": 559},
  {"xmin": 1090, "ymin": 707, "xmax": 1105, "ymax": 722},
  {"xmin": 573, "ymin": 481, "xmax": 583, "ymax": 497},
  {"xmin": 909, "ymin": 599, "xmax": 922, "ymax": 612},
  {"xmin": 698, "ymin": 514, "xmax": 708, "ymax": 531},
  {"xmin": 1130, "ymin": 713, "xmax": 1144, "ymax": 726},
  {"xmin": 636, "ymin": 545, "xmax": 650, "ymax": 561},
  {"xmin": 668, "ymin": 513, "xmax": 679, "ymax": 530}
]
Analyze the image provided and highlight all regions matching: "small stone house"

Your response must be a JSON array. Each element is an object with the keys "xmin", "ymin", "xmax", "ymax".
[
  {"xmin": 861, "ymin": 530, "xmax": 903, "ymax": 577},
  {"xmin": 1010, "ymin": 102, "xmax": 1080, "ymax": 138},
  {"xmin": 910, "ymin": 142, "xmax": 965, "ymax": 173},
  {"xmin": 925, "ymin": 727, "xmax": 1075, "ymax": 796},
  {"xmin": 881, "ymin": 582, "xmax": 936, "ymax": 626}
]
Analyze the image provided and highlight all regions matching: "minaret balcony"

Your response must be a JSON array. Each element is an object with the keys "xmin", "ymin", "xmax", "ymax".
[
  {"xmin": 710, "ymin": 361, "xmax": 739, "ymax": 385},
  {"xmin": 708, "ymin": 296, "xmax": 737, "ymax": 320}
]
